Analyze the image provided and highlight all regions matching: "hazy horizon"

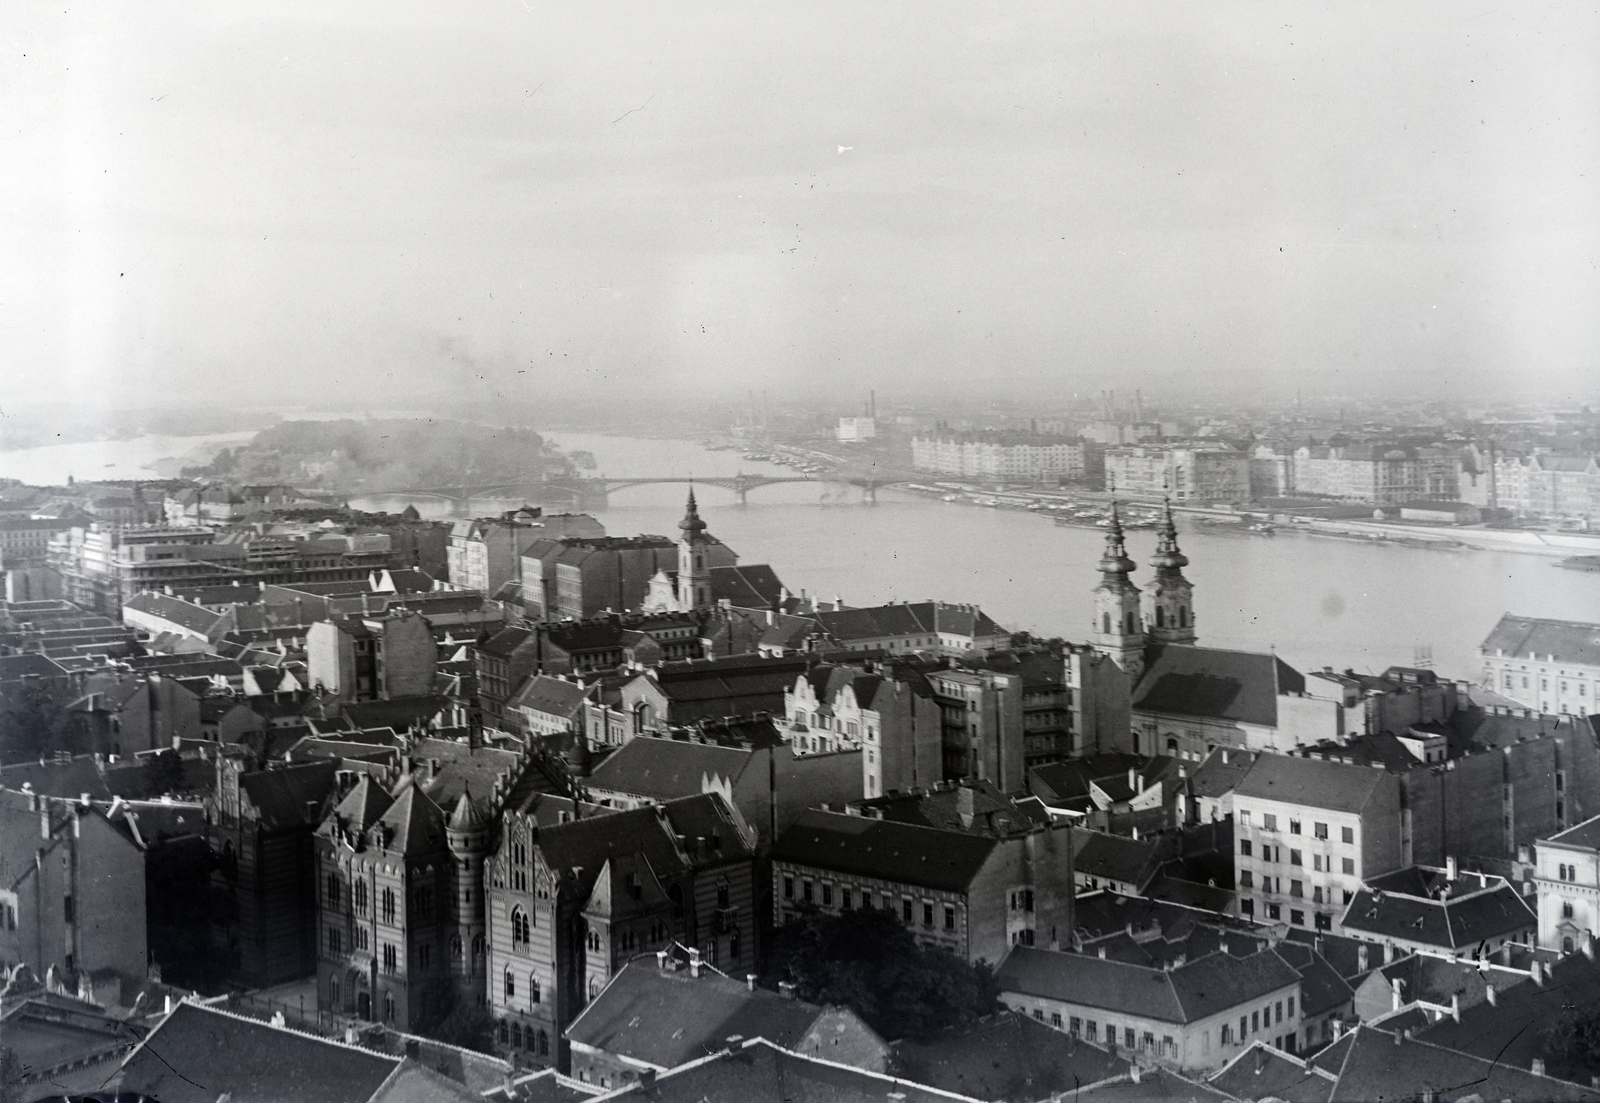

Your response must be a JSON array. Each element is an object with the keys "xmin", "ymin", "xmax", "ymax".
[{"xmin": 5, "ymin": 1, "xmax": 1597, "ymax": 413}]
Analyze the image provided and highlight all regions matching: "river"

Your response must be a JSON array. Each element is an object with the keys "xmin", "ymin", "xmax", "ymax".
[
  {"xmin": 341, "ymin": 431, "xmax": 1599, "ymax": 684},
  {"xmin": 3, "ymin": 427, "xmax": 1591, "ymax": 682}
]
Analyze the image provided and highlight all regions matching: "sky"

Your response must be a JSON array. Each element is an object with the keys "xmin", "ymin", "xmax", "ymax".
[{"xmin": 3, "ymin": 0, "xmax": 1597, "ymax": 413}]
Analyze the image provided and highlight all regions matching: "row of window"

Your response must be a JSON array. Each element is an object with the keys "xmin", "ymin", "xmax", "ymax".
[
  {"xmin": 1219, "ymin": 997, "xmax": 1295, "ymax": 1044},
  {"xmin": 1240, "ymin": 813, "xmax": 1353, "ymax": 843},
  {"xmin": 497, "ymin": 1020, "xmax": 550, "ymax": 1056},
  {"xmin": 783, "ymin": 875, "xmax": 958, "ymax": 930},
  {"xmin": 1239, "ymin": 900, "xmax": 1334, "ymax": 930},
  {"xmin": 1556, "ymin": 863, "xmax": 1583, "ymax": 883},
  {"xmin": 1498, "ymin": 672, "xmax": 1590, "ymax": 695},
  {"xmin": 1240, "ymin": 841, "xmax": 1356, "ymax": 876},
  {"xmin": 326, "ymin": 877, "xmax": 396, "ymax": 923}
]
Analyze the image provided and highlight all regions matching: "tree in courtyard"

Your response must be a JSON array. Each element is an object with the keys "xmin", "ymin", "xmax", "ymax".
[
  {"xmin": 1543, "ymin": 996, "xmax": 1600, "ymax": 1078},
  {"xmin": 760, "ymin": 907, "xmax": 1001, "ymax": 1040},
  {"xmin": 412, "ymin": 977, "xmax": 495, "ymax": 1053}
]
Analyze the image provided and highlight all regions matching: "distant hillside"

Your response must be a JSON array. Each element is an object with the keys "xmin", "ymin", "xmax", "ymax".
[{"xmin": 182, "ymin": 419, "xmax": 574, "ymax": 492}]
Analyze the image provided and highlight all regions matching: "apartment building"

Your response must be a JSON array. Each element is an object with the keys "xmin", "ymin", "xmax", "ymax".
[
  {"xmin": 1479, "ymin": 613, "xmax": 1599, "ymax": 716},
  {"xmin": 1231, "ymin": 754, "xmax": 1402, "ymax": 934}
]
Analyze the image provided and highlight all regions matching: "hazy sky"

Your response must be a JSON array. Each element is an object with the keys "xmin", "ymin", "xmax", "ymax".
[{"xmin": 4, "ymin": 0, "xmax": 1597, "ymax": 412}]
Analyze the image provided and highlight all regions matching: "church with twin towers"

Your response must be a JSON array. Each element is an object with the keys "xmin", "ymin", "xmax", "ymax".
[{"xmin": 1091, "ymin": 498, "xmax": 1196, "ymax": 685}]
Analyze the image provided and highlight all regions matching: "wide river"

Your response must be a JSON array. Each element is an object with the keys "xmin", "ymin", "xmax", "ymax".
[
  {"xmin": 353, "ymin": 431, "xmax": 1597, "ymax": 685},
  {"xmin": 5, "ymin": 429, "xmax": 1594, "ymax": 683}
]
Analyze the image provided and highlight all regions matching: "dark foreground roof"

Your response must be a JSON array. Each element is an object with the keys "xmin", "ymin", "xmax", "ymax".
[{"xmin": 771, "ymin": 810, "xmax": 999, "ymax": 893}]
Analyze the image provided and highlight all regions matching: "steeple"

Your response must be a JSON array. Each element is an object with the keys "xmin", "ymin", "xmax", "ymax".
[
  {"xmin": 1143, "ymin": 497, "xmax": 1196, "ymax": 645},
  {"xmin": 676, "ymin": 487, "xmax": 712, "ymax": 611},
  {"xmin": 1092, "ymin": 500, "xmax": 1146, "ymax": 681}
]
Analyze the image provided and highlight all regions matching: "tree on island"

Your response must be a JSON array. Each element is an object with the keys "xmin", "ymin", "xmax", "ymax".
[{"xmin": 761, "ymin": 907, "xmax": 1001, "ymax": 1041}]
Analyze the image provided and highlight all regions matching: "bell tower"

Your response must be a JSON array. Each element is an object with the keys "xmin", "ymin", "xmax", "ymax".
[
  {"xmin": 1092, "ymin": 501, "xmax": 1146, "ymax": 682},
  {"xmin": 446, "ymin": 789, "xmax": 489, "ymax": 1005},
  {"xmin": 1143, "ymin": 497, "xmax": 1196, "ymax": 645},
  {"xmin": 676, "ymin": 488, "xmax": 712, "ymax": 611}
]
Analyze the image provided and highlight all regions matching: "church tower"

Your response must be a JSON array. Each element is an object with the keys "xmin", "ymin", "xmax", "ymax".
[
  {"xmin": 1092, "ymin": 501, "xmax": 1146, "ymax": 682},
  {"xmin": 676, "ymin": 488, "xmax": 712, "ymax": 611},
  {"xmin": 1143, "ymin": 498, "xmax": 1196, "ymax": 645},
  {"xmin": 446, "ymin": 789, "xmax": 490, "ymax": 1005}
]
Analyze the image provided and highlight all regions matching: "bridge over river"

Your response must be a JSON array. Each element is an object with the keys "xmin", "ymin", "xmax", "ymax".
[{"xmin": 394, "ymin": 473, "xmax": 898, "ymax": 509}]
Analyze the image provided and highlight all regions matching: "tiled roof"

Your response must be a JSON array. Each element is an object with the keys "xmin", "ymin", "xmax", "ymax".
[
  {"xmin": 1073, "ymin": 830, "xmax": 1162, "ymax": 888},
  {"xmin": 1339, "ymin": 878, "xmax": 1535, "ymax": 949},
  {"xmin": 1134, "ymin": 645, "xmax": 1305, "ymax": 727},
  {"xmin": 566, "ymin": 959, "xmax": 829, "ymax": 1069},
  {"xmin": 771, "ymin": 810, "xmax": 1000, "ymax": 893},
  {"xmin": 373, "ymin": 778, "xmax": 448, "ymax": 855},
  {"xmin": 536, "ymin": 794, "xmax": 755, "ymax": 899},
  {"xmin": 507, "ymin": 674, "xmax": 591, "ymax": 720},
  {"xmin": 709, "ymin": 564, "xmax": 786, "ymax": 610},
  {"xmin": 585, "ymin": 737, "xmax": 754, "ymax": 800},
  {"xmin": 891, "ymin": 1011, "xmax": 1130, "ymax": 1100},
  {"xmin": 111, "ymin": 1001, "xmax": 401, "ymax": 1103},
  {"xmin": 1207, "ymin": 1043, "xmax": 1335, "ymax": 1103},
  {"xmin": 123, "ymin": 590, "xmax": 227, "ymax": 635},
  {"xmin": 1481, "ymin": 613, "xmax": 1600, "ymax": 668},
  {"xmin": 1547, "ymin": 813, "xmax": 1600, "ymax": 851},
  {"xmin": 588, "ymin": 1038, "xmax": 978, "ymax": 1103},
  {"xmin": 239, "ymin": 760, "xmax": 341, "ymax": 828},
  {"xmin": 1325, "ymin": 1024, "xmax": 1600, "ymax": 1103},
  {"xmin": 479, "ymin": 625, "xmax": 535, "ymax": 658},
  {"xmin": 996, "ymin": 946, "xmax": 1299, "ymax": 1025},
  {"xmin": 1233, "ymin": 753, "xmax": 1390, "ymax": 815},
  {"xmin": 812, "ymin": 602, "xmax": 1006, "ymax": 644}
]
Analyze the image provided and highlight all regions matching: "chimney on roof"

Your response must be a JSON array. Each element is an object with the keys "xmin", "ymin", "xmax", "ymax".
[
  {"xmin": 1446, "ymin": 855, "xmax": 1457, "ymax": 882},
  {"xmin": 1533, "ymin": 1057, "xmax": 1547, "ymax": 1077},
  {"xmin": 1358, "ymin": 944, "xmax": 1370, "ymax": 974},
  {"xmin": 1451, "ymin": 993, "xmax": 1461, "ymax": 1023},
  {"xmin": 1098, "ymin": 946, "xmax": 1107, "ymax": 959},
  {"xmin": 688, "ymin": 947, "xmax": 702, "ymax": 978},
  {"xmin": 778, "ymin": 980, "xmax": 797, "ymax": 1000},
  {"xmin": 1384, "ymin": 941, "xmax": 1395, "ymax": 964},
  {"xmin": 1486, "ymin": 982, "xmax": 1497, "ymax": 1006}
]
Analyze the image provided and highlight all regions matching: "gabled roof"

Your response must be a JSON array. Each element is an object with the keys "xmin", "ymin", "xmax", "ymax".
[
  {"xmin": 585, "ymin": 736, "xmax": 754, "ymax": 800},
  {"xmin": 1073, "ymin": 830, "xmax": 1163, "ymax": 888},
  {"xmin": 771, "ymin": 810, "xmax": 1000, "ymax": 894},
  {"xmin": 566, "ymin": 959, "xmax": 836, "ymax": 1069},
  {"xmin": 238, "ymin": 760, "xmax": 341, "ymax": 828},
  {"xmin": 1233, "ymin": 753, "xmax": 1391, "ymax": 815},
  {"xmin": 111, "ymin": 1001, "xmax": 401, "ymax": 1103},
  {"xmin": 327, "ymin": 774, "xmax": 395, "ymax": 837},
  {"xmin": 1207, "ymin": 1042, "xmax": 1335, "ymax": 1103},
  {"xmin": 508, "ymin": 674, "xmax": 592, "ymax": 720},
  {"xmin": 1134, "ymin": 645, "xmax": 1305, "ymax": 727},
  {"xmin": 996, "ymin": 946, "xmax": 1300, "ymax": 1026},
  {"xmin": 535, "ymin": 794, "xmax": 755, "ymax": 899},
  {"xmin": 373, "ymin": 777, "xmax": 448, "ymax": 855},
  {"xmin": 586, "ymin": 1037, "xmax": 978, "ymax": 1103},
  {"xmin": 811, "ymin": 601, "xmax": 1006, "ymax": 644},
  {"xmin": 708, "ymin": 563, "xmax": 786, "ymax": 610},
  {"xmin": 891, "ymin": 1010, "xmax": 1130, "ymax": 1100},
  {"xmin": 1481, "ymin": 613, "xmax": 1600, "ymax": 668},
  {"xmin": 1339, "ymin": 874, "xmax": 1536, "ymax": 949},
  {"xmin": 1324, "ymin": 1023, "xmax": 1600, "ymax": 1103}
]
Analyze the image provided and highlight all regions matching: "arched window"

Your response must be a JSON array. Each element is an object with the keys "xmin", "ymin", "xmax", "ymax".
[
  {"xmin": 326, "ymin": 872, "xmax": 341, "ymax": 909},
  {"xmin": 530, "ymin": 975, "xmax": 541, "ymax": 1004},
  {"xmin": 512, "ymin": 907, "xmax": 530, "ymax": 947},
  {"xmin": 512, "ymin": 1022, "xmax": 523, "ymax": 1049},
  {"xmin": 1179, "ymin": 608, "xmax": 1188, "ymax": 628},
  {"xmin": 383, "ymin": 992, "xmax": 395, "ymax": 1021},
  {"xmin": 472, "ymin": 934, "xmax": 485, "ymax": 967},
  {"xmin": 1102, "ymin": 612, "xmax": 1111, "ymax": 634},
  {"xmin": 538, "ymin": 1029, "xmax": 549, "ymax": 1057},
  {"xmin": 498, "ymin": 1020, "xmax": 509, "ymax": 1043},
  {"xmin": 505, "ymin": 969, "xmax": 515, "ymax": 1000},
  {"xmin": 451, "ymin": 937, "xmax": 462, "ymax": 961},
  {"xmin": 354, "ymin": 881, "xmax": 368, "ymax": 915},
  {"xmin": 589, "ymin": 977, "xmax": 599, "ymax": 999},
  {"xmin": 1156, "ymin": 607, "xmax": 1165, "ymax": 628},
  {"xmin": 717, "ymin": 881, "xmax": 730, "ymax": 909},
  {"xmin": 730, "ymin": 928, "xmax": 742, "ymax": 962},
  {"xmin": 1125, "ymin": 612, "xmax": 1136, "ymax": 634},
  {"xmin": 1166, "ymin": 738, "xmax": 1178, "ymax": 755},
  {"xmin": 381, "ymin": 887, "xmax": 396, "ymax": 924}
]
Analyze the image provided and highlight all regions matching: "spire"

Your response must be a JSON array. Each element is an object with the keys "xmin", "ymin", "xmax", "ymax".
[
  {"xmin": 449, "ymin": 786, "xmax": 486, "ymax": 832},
  {"xmin": 679, "ymin": 487, "xmax": 707, "ymax": 539},
  {"xmin": 1096, "ymin": 500, "xmax": 1136, "ymax": 585},
  {"xmin": 1150, "ymin": 497, "xmax": 1189, "ymax": 574}
]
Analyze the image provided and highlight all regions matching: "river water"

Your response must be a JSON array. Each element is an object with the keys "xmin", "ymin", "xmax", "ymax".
[
  {"xmin": 340, "ymin": 431, "xmax": 1599, "ymax": 684},
  {"xmin": 3, "ymin": 427, "xmax": 1591, "ymax": 681}
]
